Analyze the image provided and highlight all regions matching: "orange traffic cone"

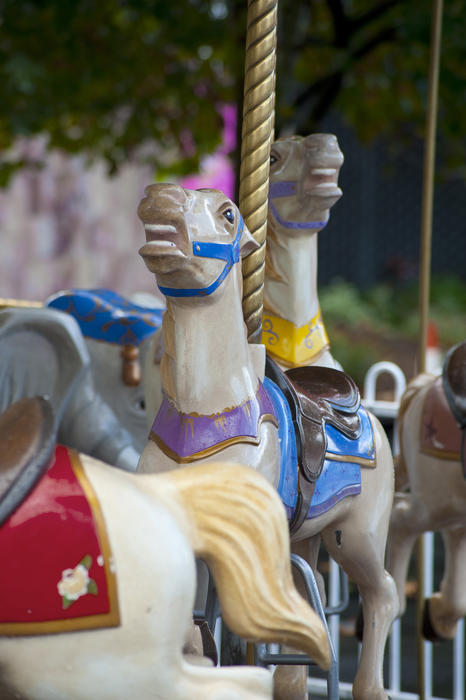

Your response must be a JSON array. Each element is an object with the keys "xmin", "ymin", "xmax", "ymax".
[{"xmin": 426, "ymin": 321, "xmax": 442, "ymax": 374}]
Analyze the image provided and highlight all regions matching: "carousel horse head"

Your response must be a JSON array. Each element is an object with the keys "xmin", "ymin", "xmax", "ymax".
[
  {"xmin": 138, "ymin": 184, "xmax": 258, "ymax": 298},
  {"xmin": 268, "ymin": 133, "xmax": 344, "ymax": 237}
]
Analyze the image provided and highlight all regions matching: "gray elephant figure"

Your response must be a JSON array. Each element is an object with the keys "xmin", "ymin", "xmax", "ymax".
[{"xmin": 0, "ymin": 306, "xmax": 139, "ymax": 471}]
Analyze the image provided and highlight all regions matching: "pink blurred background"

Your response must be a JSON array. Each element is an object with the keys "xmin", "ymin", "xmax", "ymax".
[{"xmin": 0, "ymin": 105, "xmax": 236, "ymax": 303}]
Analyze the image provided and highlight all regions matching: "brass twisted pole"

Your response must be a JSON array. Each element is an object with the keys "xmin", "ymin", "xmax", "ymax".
[{"xmin": 239, "ymin": 0, "xmax": 277, "ymax": 343}]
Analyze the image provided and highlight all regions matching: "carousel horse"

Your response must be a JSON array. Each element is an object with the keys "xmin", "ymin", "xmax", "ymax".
[
  {"xmin": 136, "ymin": 184, "xmax": 397, "ymax": 700},
  {"xmin": 386, "ymin": 340, "xmax": 466, "ymax": 641},
  {"xmin": 0, "ymin": 396, "xmax": 329, "ymax": 699},
  {"xmin": 262, "ymin": 133, "xmax": 344, "ymax": 370},
  {"xmin": 0, "ymin": 306, "xmax": 139, "ymax": 470},
  {"xmin": 45, "ymin": 134, "xmax": 343, "ymax": 441}
]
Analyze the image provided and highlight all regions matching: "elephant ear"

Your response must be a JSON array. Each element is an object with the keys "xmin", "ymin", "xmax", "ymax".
[
  {"xmin": 0, "ymin": 307, "xmax": 89, "ymax": 427},
  {"xmin": 0, "ymin": 306, "xmax": 138, "ymax": 470}
]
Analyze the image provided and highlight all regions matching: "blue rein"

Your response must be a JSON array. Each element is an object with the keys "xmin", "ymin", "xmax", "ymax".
[
  {"xmin": 268, "ymin": 181, "xmax": 328, "ymax": 230},
  {"xmin": 158, "ymin": 213, "xmax": 244, "ymax": 298}
]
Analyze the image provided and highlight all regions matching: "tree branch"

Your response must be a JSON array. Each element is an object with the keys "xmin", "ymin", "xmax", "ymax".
[
  {"xmin": 293, "ymin": 24, "xmax": 398, "ymax": 111},
  {"xmin": 350, "ymin": 0, "xmax": 405, "ymax": 33}
]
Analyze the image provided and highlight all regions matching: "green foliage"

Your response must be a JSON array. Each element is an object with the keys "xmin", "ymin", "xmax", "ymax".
[
  {"xmin": 320, "ymin": 275, "xmax": 466, "ymax": 382},
  {"xmin": 276, "ymin": 0, "xmax": 466, "ymax": 175},
  {"xmin": 0, "ymin": 0, "xmax": 235, "ymax": 183},
  {"xmin": 321, "ymin": 275, "xmax": 466, "ymax": 346},
  {"xmin": 0, "ymin": 0, "xmax": 464, "ymax": 185}
]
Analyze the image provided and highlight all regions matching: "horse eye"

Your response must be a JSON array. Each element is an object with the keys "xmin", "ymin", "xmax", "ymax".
[
  {"xmin": 223, "ymin": 208, "xmax": 235, "ymax": 223},
  {"xmin": 270, "ymin": 153, "xmax": 278, "ymax": 165}
]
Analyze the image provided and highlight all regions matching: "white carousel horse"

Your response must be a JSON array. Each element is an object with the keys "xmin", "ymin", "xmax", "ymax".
[
  {"xmin": 0, "ymin": 396, "xmax": 329, "ymax": 700},
  {"xmin": 0, "ymin": 306, "xmax": 139, "ymax": 470},
  {"xmin": 386, "ymin": 340, "xmax": 466, "ymax": 641},
  {"xmin": 136, "ymin": 184, "xmax": 397, "ymax": 700},
  {"xmin": 262, "ymin": 133, "xmax": 344, "ymax": 370}
]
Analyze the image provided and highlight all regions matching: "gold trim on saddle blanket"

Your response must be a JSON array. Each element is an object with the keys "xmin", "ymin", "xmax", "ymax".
[
  {"xmin": 325, "ymin": 452, "xmax": 376, "ymax": 468},
  {"xmin": 150, "ymin": 412, "xmax": 278, "ymax": 464},
  {"xmin": 261, "ymin": 308, "xmax": 330, "ymax": 367},
  {"xmin": 0, "ymin": 449, "xmax": 120, "ymax": 636}
]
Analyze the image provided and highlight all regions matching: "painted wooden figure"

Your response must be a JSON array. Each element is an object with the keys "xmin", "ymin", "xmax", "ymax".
[
  {"xmin": 0, "ymin": 396, "xmax": 329, "ymax": 699},
  {"xmin": 43, "ymin": 134, "xmax": 344, "ymax": 447},
  {"xmin": 46, "ymin": 288, "xmax": 164, "ymax": 454},
  {"xmin": 0, "ymin": 306, "xmax": 139, "ymax": 470},
  {"xmin": 262, "ymin": 133, "xmax": 344, "ymax": 370},
  {"xmin": 387, "ymin": 340, "xmax": 466, "ymax": 641},
  {"xmin": 137, "ymin": 184, "xmax": 397, "ymax": 700}
]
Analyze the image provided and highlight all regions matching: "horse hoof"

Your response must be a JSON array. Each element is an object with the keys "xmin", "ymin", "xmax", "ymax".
[{"xmin": 422, "ymin": 598, "xmax": 448, "ymax": 643}]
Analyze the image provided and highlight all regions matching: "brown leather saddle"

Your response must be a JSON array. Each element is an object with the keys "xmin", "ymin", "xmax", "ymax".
[
  {"xmin": 0, "ymin": 397, "xmax": 56, "ymax": 527},
  {"xmin": 442, "ymin": 340, "xmax": 466, "ymax": 477},
  {"xmin": 265, "ymin": 357, "xmax": 361, "ymax": 534}
]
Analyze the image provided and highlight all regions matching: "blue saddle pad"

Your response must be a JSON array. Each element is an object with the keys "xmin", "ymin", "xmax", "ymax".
[
  {"xmin": 264, "ymin": 377, "xmax": 374, "ymax": 521},
  {"xmin": 46, "ymin": 289, "xmax": 163, "ymax": 346}
]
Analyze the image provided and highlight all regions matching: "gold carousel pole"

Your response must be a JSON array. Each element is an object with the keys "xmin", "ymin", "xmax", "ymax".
[
  {"xmin": 417, "ymin": 0, "xmax": 443, "ymax": 697},
  {"xmin": 239, "ymin": 0, "xmax": 278, "ymax": 343}
]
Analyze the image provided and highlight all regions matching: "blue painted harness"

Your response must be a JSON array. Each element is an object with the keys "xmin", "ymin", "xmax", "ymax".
[
  {"xmin": 268, "ymin": 181, "xmax": 329, "ymax": 230},
  {"xmin": 158, "ymin": 214, "xmax": 244, "ymax": 298}
]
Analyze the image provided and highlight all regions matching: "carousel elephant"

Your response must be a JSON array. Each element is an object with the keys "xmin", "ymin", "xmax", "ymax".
[
  {"xmin": 0, "ymin": 396, "xmax": 330, "ymax": 699},
  {"xmin": 46, "ymin": 288, "xmax": 164, "ymax": 454},
  {"xmin": 0, "ymin": 306, "xmax": 139, "ymax": 470}
]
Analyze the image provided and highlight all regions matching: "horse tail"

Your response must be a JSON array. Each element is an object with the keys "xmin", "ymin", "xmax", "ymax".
[
  {"xmin": 158, "ymin": 462, "xmax": 330, "ymax": 670},
  {"xmin": 396, "ymin": 373, "xmax": 433, "ymax": 489}
]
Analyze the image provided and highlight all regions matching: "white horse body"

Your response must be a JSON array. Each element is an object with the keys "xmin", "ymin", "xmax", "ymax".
[
  {"xmin": 0, "ymin": 411, "xmax": 329, "ymax": 699},
  {"xmin": 139, "ymin": 270, "xmax": 280, "ymax": 485},
  {"xmin": 137, "ymin": 183, "xmax": 397, "ymax": 700}
]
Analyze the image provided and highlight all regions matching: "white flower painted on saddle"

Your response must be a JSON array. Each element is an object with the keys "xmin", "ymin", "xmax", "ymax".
[{"xmin": 57, "ymin": 555, "xmax": 98, "ymax": 609}]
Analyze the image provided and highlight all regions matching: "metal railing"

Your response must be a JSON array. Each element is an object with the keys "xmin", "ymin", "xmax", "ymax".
[{"xmin": 308, "ymin": 361, "xmax": 465, "ymax": 699}]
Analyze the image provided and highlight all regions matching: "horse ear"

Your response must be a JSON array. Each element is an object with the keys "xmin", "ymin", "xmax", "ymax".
[{"xmin": 240, "ymin": 222, "xmax": 260, "ymax": 258}]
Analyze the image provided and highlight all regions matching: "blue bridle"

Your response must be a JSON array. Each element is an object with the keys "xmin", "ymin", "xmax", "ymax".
[
  {"xmin": 158, "ymin": 213, "xmax": 244, "ymax": 298},
  {"xmin": 268, "ymin": 181, "xmax": 328, "ymax": 230}
]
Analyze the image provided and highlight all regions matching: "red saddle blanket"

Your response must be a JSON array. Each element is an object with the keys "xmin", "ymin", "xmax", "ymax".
[
  {"xmin": 420, "ymin": 376, "xmax": 462, "ymax": 460},
  {"xmin": 0, "ymin": 445, "xmax": 119, "ymax": 635}
]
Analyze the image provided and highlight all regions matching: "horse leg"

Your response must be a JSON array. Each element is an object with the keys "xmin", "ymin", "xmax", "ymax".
[
  {"xmin": 423, "ymin": 524, "xmax": 466, "ymax": 641},
  {"xmin": 386, "ymin": 491, "xmax": 428, "ymax": 617},
  {"xmin": 273, "ymin": 536, "xmax": 321, "ymax": 700},
  {"xmin": 323, "ymin": 519, "xmax": 397, "ymax": 700}
]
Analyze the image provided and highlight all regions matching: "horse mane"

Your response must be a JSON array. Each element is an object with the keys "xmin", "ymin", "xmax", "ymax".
[{"xmin": 159, "ymin": 461, "xmax": 330, "ymax": 670}]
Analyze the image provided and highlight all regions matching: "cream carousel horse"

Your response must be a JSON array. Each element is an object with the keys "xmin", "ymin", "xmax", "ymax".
[
  {"xmin": 262, "ymin": 133, "xmax": 344, "ymax": 370},
  {"xmin": 45, "ymin": 134, "xmax": 343, "ymax": 440},
  {"xmin": 141, "ymin": 133, "xmax": 345, "ymax": 427},
  {"xmin": 386, "ymin": 340, "xmax": 466, "ymax": 641},
  {"xmin": 136, "ymin": 184, "xmax": 397, "ymax": 700},
  {"xmin": 0, "ymin": 396, "xmax": 329, "ymax": 699}
]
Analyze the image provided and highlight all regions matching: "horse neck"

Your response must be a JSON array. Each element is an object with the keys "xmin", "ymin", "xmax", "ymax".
[
  {"xmin": 160, "ymin": 268, "xmax": 258, "ymax": 414},
  {"xmin": 264, "ymin": 224, "xmax": 320, "ymax": 328}
]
